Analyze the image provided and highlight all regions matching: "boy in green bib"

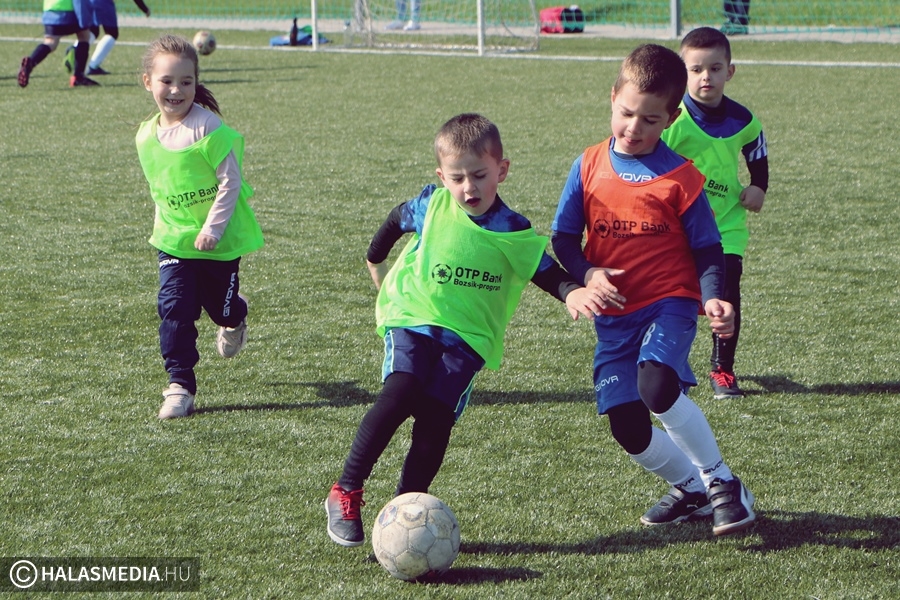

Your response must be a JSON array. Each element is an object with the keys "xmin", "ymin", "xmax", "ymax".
[
  {"xmin": 325, "ymin": 113, "xmax": 602, "ymax": 548},
  {"xmin": 661, "ymin": 27, "xmax": 769, "ymax": 399},
  {"xmin": 136, "ymin": 35, "xmax": 264, "ymax": 419}
]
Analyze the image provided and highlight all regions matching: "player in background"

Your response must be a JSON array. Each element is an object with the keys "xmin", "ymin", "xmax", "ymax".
[
  {"xmin": 18, "ymin": 0, "xmax": 98, "ymax": 87},
  {"xmin": 64, "ymin": 0, "xmax": 151, "ymax": 76},
  {"xmin": 325, "ymin": 113, "xmax": 603, "ymax": 547},
  {"xmin": 722, "ymin": 0, "xmax": 751, "ymax": 36},
  {"xmin": 661, "ymin": 26, "xmax": 768, "ymax": 400},
  {"xmin": 135, "ymin": 34, "xmax": 264, "ymax": 419},
  {"xmin": 552, "ymin": 44, "xmax": 756, "ymax": 536}
]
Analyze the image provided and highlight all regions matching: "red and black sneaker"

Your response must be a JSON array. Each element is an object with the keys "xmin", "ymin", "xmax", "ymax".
[
  {"xmin": 325, "ymin": 483, "xmax": 366, "ymax": 547},
  {"xmin": 710, "ymin": 366, "xmax": 744, "ymax": 400},
  {"xmin": 18, "ymin": 56, "xmax": 34, "ymax": 88}
]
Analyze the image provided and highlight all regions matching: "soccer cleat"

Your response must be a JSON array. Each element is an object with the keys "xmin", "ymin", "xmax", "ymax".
[
  {"xmin": 403, "ymin": 20, "xmax": 421, "ymax": 31},
  {"xmin": 707, "ymin": 477, "xmax": 756, "ymax": 536},
  {"xmin": 158, "ymin": 383, "xmax": 196, "ymax": 419},
  {"xmin": 325, "ymin": 483, "xmax": 366, "ymax": 547},
  {"xmin": 62, "ymin": 46, "xmax": 74, "ymax": 74},
  {"xmin": 710, "ymin": 366, "xmax": 744, "ymax": 399},
  {"xmin": 87, "ymin": 66, "xmax": 110, "ymax": 76},
  {"xmin": 640, "ymin": 484, "xmax": 712, "ymax": 526},
  {"xmin": 18, "ymin": 56, "xmax": 33, "ymax": 88},
  {"xmin": 384, "ymin": 20, "xmax": 404, "ymax": 30},
  {"xmin": 70, "ymin": 75, "xmax": 100, "ymax": 87}
]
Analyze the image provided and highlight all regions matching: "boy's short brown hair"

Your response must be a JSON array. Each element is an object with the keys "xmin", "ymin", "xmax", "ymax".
[
  {"xmin": 680, "ymin": 26, "xmax": 732, "ymax": 64},
  {"xmin": 613, "ymin": 44, "xmax": 687, "ymax": 115},
  {"xmin": 434, "ymin": 113, "xmax": 504, "ymax": 164}
]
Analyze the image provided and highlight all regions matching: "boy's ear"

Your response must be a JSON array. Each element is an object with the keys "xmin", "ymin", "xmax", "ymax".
[
  {"xmin": 497, "ymin": 158, "xmax": 510, "ymax": 183},
  {"xmin": 664, "ymin": 107, "xmax": 682, "ymax": 129},
  {"xmin": 435, "ymin": 167, "xmax": 445, "ymax": 184},
  {"xmin": 727, "ymin": 63, "xmax": 736, "ymax": 81}
]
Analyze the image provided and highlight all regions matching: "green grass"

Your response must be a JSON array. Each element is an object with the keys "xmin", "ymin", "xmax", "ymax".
[{"xmin": 2, "ymin": 25, "xmax": 899, "ymax": 599}]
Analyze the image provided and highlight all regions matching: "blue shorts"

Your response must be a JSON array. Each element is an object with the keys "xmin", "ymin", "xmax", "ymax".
[
  {"xmin": 382, "ymin": 328, "xmax": 483, "ymax": 421},
  {"xmin": 592, "ymin": 298, "xmax": 699, "ymax": 414},
  {"xmin": 91, "ymin": 0, "xmax": 118, "ymax": 29}
]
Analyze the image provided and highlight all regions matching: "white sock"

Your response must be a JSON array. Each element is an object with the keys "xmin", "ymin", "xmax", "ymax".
[
  {"xmin": 89, "ymin": 34, "xmax": 115, "ymax": 70},
  {"xmin": 653, "ymin": 393, "xmax": 733, "ymax": 487},
  {"xmin": 628, "ymin": 427, "xmax": 704, "ymax": 493}
]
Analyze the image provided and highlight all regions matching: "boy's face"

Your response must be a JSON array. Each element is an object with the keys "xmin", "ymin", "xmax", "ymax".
[
  {"xmin": 436, "ymin": 149, "xmax": 509, "ymax": 217},
  {"xmin": 682, "ymin": 46, "xmax": 734, "ymax": 107},
  {"xmin": 609, "ymin": 82, "xmax": 680, "ymax": 156}
]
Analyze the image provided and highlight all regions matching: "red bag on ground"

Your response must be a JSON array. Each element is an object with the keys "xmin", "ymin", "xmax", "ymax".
[{"xmin": 540, "ymin": 6, "xmax": 585, "ymax": 34}]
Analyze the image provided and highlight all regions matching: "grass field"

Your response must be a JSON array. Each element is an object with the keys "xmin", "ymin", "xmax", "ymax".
[{"xmin": 1, "ymin": 23, "xmax": 899, "ymax": 599}]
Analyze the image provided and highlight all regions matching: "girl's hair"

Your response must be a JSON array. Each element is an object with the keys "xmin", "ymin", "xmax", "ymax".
[
  {"xmin": 141, "ymin": 34, "xmax": 221, "ymax": 115},
  {"xmin": 613, "ymin": 44, "xmax": 687, "ymax": 115},
  {"xmin": 434, "ymin": 113, "xmax": 504, "ymax": 164}
]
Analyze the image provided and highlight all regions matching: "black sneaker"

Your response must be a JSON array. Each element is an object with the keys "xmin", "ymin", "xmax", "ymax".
[
  {"xmin": 640, "ymin": 484, "xmax": 712, "ymax": 526},
  {"xmin": 70, "ymin": 75, "xmax": 100, "ymax": 87},
  {"xmin": 710, "ymin": 367, "xmax": 744, "ymax": 400},
  {"xmin": 707, "ymin": 477, "xmax": 756, "ymax": 536},
  {"xmin": 18, "ymin": 56, "xmax": 33, "ymax": 88},
  {"xmin": 87, "ymin": 66, "xmax": 110, "ymax": 76},
  {"xmin": 325, "ymin": 483, "xmax": 365, "ymax": 547}
]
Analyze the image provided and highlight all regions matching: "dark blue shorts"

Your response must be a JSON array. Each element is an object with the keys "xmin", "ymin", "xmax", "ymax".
[
  {"xmin": 592, "ymin": 298, "xmax": 699, "ymax": 414},
  {"xmin": 381, "ymin": 328, "xmax": 483, "ymax": 421}
]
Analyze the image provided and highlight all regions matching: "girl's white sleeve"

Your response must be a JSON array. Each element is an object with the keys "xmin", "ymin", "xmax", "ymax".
[{"xmin": 200, "ymin": 152, "xmax": 241, "ymax": 240}]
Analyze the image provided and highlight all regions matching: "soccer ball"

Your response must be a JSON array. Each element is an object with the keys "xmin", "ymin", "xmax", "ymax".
[
  {"xmin": 371, "ymin": 492, "xmax": 460, "ymax": 582},
  {"xmin": 192, "ymin": 30, "xmax": 216, "ymax": 56}
]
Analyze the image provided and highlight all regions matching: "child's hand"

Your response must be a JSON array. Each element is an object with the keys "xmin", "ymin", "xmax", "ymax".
[
  {"xmin": 564, "ymin": 287, "xmax": 601, "ymax": 321},
  {"xmin": 704, "ymin": 299, "xmax": 735, "ymax": 339},
  {"xmin": 584, "ymin": 267, "xmax": 626, "ymax": 310},
  {"xmin": 366, "ymin": 259, "xmax": 389, "ymax": 291},
  {"xmin": 194, "ymin": 234, "xmax": 218, "ymax": 251},
  {"xmin": 739, "ymin": 185, "xmax": 766, "ymax": 213}
]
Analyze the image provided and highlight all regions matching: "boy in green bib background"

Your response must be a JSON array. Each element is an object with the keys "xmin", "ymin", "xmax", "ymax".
[
  {"xmin": 661, "ymin": 27, "xmax": 769, "ymax": 400},
  {"xmin": 135, "ymin": 35, "xmax": 264, "ymax": 420},
  {"xmin": 325, "ymin": 113, "xmax": 603, "ymax": 548}
]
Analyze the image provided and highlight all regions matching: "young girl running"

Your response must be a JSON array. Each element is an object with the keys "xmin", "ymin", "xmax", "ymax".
[{"xmin": 135, "ymin": 34, "xmax": 264, "ymax": 419}]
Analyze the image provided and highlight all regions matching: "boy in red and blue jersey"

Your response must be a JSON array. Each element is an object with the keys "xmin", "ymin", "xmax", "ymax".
[
  {"xmin": 661, "ymin": 26, "xmax": 769, "ymax": 400},
  {"xmin": 552, "ymin": 44, "xmax": 756, "ymax": 536}
]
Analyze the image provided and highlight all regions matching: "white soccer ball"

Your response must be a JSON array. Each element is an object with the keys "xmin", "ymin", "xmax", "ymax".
[
  {"xmin": 192, "ymin": 30, "xmax": 216, "ymax": 56},
  {"xmin": 371, "ymin": 492, "xmax": 460, "ymax": 582}
]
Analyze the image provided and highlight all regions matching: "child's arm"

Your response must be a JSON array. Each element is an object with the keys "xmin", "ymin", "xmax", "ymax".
[
  {"xmin": 195, "ymin": 151, "xmax": 241, "ymax": 251},
  {"xmin": 365, "ymin": 203, "xmax": 409, "ymax": 290},
  {"xmin": 530, "ymin": 257, "xmax": 603, "ymax": 320},
  {"xmin": 741, "ymin": 136, "xmax": 768, "ymax": 213},
  {"xmin": 551, "ymin": 231, "xmax": 626, "ymax": 310}
]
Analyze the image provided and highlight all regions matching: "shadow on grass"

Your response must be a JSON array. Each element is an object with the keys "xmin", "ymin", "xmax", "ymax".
[
  {"xmin": 194, "ymin": 380, "xmax": 375, "ymax": 414},
  {"xmin": 461, "ymin": 510, "xmax": 900, "ymax": 556},
  {"xmin": 742, "ymin": 375, "xmax": 900, "ymax": 396}
]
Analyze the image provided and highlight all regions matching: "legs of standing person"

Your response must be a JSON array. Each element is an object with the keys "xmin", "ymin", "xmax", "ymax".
[
  {"xmin": 710, "ymin": 254, "xmax": 744, "ymax": 398},
  {"xmin": 88, "ymin": 0, "xmax": 120, "ymax": 74},
  {"xmin": 18, "ymin": 31, "xmax": 62, "ymax": 88},
  {"xmin": 722, "ymin": 0, "xmax": 750, "ymax": 34}
]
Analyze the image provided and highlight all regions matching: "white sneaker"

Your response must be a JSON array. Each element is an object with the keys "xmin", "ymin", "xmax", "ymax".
[
  {"xmin": 158, "ymin": 383, "xmax": 195, "ymax": 419},
  {"xmin": 403, "ymin": 20, "xmax": 421, "ymax": 31},
  {"xmin": 385, "ymin": 20, "xmax": 404, "ymax": 30},
  {"xmin": 216, "ymin": 320, "xmax": 247, "ymax": 358},
  {"xmin": 216, "ymin": 294, "xmax": 248, "ymax": 358}
]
